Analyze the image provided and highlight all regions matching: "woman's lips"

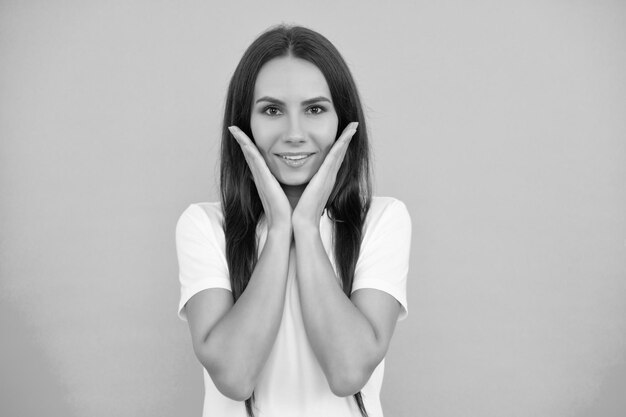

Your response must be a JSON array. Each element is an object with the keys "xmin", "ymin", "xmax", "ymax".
[{"xmin": 275, "ymin": 152, "xmax": 315, "ymax": 167}]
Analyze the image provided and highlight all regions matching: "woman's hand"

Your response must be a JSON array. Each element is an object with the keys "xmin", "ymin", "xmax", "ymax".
[
  {"xmin": 228, "ymin": 126, "xmax": 292, "ymax": 233},
  {"xmin": 292, "ymin": 122, "xmax": 358, "ymax": 232}
]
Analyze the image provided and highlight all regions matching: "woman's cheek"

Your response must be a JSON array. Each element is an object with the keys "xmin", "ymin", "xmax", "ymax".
[
  {"xmin": 312, "ymin": 120, "xmax": 338, "ymax": 152},
  {"xmin": 250, "ymin": 121, "xmax": 277, "ymax": 154}
]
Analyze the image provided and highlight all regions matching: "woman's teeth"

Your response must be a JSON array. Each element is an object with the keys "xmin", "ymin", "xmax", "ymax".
[
  {"xmin": 282, "ymin": 154, "xmax": 309, "ymax": 160},
  {"xmin": 278, "ymin": 153, "xmax": 313, "ymax": 166}
]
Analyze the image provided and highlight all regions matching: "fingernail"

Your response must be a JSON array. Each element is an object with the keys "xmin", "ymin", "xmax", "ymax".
[
  {"xmin": 228, "ymin": 126, "xmax": 236, "ymax": 134},
  {"xmin": 351, "ymin": 122, "xmax": 359, "ymax": 130}
]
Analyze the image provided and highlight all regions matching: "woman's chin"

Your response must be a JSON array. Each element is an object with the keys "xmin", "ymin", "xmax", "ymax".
[
  {"xmin": 278, "ymin": 179, "xmax": 309, "ymax": 194},
  {"xmin": 275, "ymin": 171, "xmax": 313, "ymax": 188}
]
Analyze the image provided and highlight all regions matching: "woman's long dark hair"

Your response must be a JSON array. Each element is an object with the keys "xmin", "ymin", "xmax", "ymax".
[{"xmin": 220, "ymin": 25, "xmax": 372, "ymax": 417}]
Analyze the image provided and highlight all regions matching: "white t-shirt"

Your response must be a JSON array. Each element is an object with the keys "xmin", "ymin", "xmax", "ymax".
[{"xmin": 176, "ymin": 196, "xmax": 411, "ymax": 417}]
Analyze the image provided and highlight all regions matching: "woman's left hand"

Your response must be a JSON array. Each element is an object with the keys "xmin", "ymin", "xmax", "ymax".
[{"xmin": 292, "ymin": 122, "xmax": 359, "ymax": 231}]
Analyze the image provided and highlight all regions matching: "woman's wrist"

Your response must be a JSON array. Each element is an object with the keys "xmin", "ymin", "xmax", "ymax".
[
  {"xmin": 291, "ymin": 207, "xmax": 322, "ymax": 231},
  {"xmin": 292, "ymin": 217, "xmax": 320, "ymax": 237},
  {"xmin": 267, "ymin": 222, "xmax": 293, "ymax": 240}
]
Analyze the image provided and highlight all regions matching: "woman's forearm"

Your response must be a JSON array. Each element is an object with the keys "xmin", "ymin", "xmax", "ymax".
[
  {"xmin": 293, "ymin": 225, "xmax": 384, "ymax": 397},
  {"xmin": 198, "ymin": 227, "xmax": 291, "ymax": 399}
]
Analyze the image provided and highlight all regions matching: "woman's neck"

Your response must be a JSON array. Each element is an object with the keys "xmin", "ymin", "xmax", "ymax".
[{"xmin": 281, "ymin": 184, "xmax": 305, "ymax": 210}]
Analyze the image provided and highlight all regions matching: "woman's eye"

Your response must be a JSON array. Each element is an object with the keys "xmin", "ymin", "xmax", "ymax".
[
  {"xmin": 263, "ymin": 106, "xmax": 282, "ymax": 116},
  {"xmin": 307, "ymin": 106, "xmax": 325, "ymax": 115}
]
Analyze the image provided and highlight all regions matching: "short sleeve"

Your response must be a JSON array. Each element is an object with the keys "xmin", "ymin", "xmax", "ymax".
[
  {"xmin": 352, "ymin": 198, "xmax": 411, "ymax": 321},
  {"xmin": 175, "ymin": 204, "xmax": 231, "ymax": 321}
]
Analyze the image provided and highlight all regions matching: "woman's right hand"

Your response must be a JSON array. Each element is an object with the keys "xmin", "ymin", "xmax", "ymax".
[{"xmin": 228, "ymin": 126, "xmax": 292, "ymax": 233}]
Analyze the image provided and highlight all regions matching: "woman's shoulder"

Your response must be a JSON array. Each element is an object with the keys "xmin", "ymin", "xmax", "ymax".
[
  {"xmin": 176, "ymin": 202, "xmax": 224, "ymax": 237},
  {"xmin": 362, "ymin": 196, "xmax": 411, "ymax": 235},
  {"xmin": 367, "ymin": 196, "xmax": 410, "ymax": 221}
]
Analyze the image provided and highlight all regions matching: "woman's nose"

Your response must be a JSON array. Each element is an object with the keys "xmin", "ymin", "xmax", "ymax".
[{"xmin": 284, "ymin": 115, "xmax": 305, "ymax": 143}]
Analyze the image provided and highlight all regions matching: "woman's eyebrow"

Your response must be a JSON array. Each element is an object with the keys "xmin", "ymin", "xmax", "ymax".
[
  {"xmin": 254, "ymin": 96, "xmax": 332, "ymax": 105},
  {"xmin": 301, "ymin": 96, "xmax": 332, "ymax": 106},
  {"xmin": 255, "ymin": 96, "xmax": 284, "ymax": 105}
]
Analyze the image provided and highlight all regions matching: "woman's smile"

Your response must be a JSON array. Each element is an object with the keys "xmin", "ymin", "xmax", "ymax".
[{"xmin": 275, "ymin": 151, "xmax": 317, "ymax": 167}]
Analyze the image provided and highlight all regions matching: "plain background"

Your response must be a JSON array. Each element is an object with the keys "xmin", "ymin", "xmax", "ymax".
[{"xmin": 1, "ymin": 1, "xmax": 625, "ymax": 416}]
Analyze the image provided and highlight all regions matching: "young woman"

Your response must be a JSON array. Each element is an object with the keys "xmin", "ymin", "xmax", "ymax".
[{"xmin": 176, "ymin": 25, "xmax": 411, "ymax": 417}]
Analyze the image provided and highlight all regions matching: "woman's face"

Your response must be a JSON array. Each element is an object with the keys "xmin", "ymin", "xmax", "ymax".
[{"xmin": 250, "ymin": 55, "xmax": 339, "ymax": 195}]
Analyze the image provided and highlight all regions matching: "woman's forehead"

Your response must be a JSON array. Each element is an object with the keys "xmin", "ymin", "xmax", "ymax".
[{"xmin": 253, "ymin": 56, "xmax": 331, "ymax": 102}]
